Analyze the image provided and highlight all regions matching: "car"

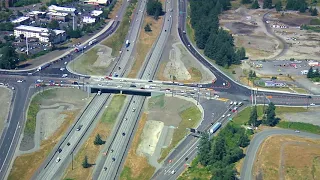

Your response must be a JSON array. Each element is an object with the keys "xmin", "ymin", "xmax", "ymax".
[
  {"xmin": 62, "ymin": 74, "xmax": 68, "ymax": 78},
  {"xmin": 233, "ymin": 101, "xmax": 237, "ymax": 105},
  {"xmin": 98, "ymin": 84, "xmax": 102, "ymax": 86},
  {"xmin": 132, "ymin": 108, "xmax": 136, "ymax": 112},
  {"xmin": 11, "ymin": 87, "xmax": 15, "ymax": 90},
  {"xmin": 171, "ymin": 170, "xmax": 176, "ymax": 174},
  {"xmin": 227, "ymin": 114, "xmax": 231, "ymax": 117},
  {"xmin": 124, "ymin": 118, "xmax": 128, "ymax": 121},
  {"xmin": 104, "ymin": 167, "xmax": 107, "ymax": 171},
  {"xmin": 112, "ymin": 157, "xmax": 116, "ymax": 161},
  {"xmin": 295, "ymin": 130, "xmax": 300, "ymax": 133},
  {"xmin": 222, "ymin": 115, "xmax": 225, "ymax": 118},
  {"xmin": 57, "ymin": 148, "xmax": 62, "ymax": 153},
  {"xmin": 130, "ymin": 84, "xmax": 136, "ymax": 87},
  {"xmin": 310, "ymin": 103, "xmax": 315, "ymax": 106},
  {"xmin": 17, "ymin": 80, "xmax": 24, "ymax": 83},
  {"xmin": 56, "ymin": 157, "xmax": 61, "ymax": 162},
  {"xmin": 60, "ymin": 67, "xmax": 65, "ymax": 71},
  {"xmin": 67, "ymin": 142, "xmax": 71, "ymax": 146},
  {"xmin": 230, "ymin": 101, "xmax": 233, "ymax": 105},
  {"xmin": 148, "ymin": 80, "xmax": 153, "ymax": 82},
  {"xmin": 76, "ymin": 125, "xmax": 83, "ymax": 131},
  {"xmin": 122, "ymin": 132, "xmax": 125, "ymax": 136}
]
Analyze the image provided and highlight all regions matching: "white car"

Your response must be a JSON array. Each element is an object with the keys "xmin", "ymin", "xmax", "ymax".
[
  {"xmin": 227, "ymin": 114, "xmax": 231, "ymax": 117},
  {"xmin": 222, "ymin": 115, "xmax": 225, "ymax": 118},
  {"xmin": 310, "ymin": 103, "xmax": 315, "ymax": 106},
  {"xmin": 36, "ymin": 79, "xmax": 43, "ymax": 83},
  {"xmin": 17, "ymin": 80, "xmax": 24, "ymax": 83},
  {"xmin": 132, "ymin": 108, "xmax": 136, "ymax": 112},
  {"xmin": 295, "ymin": 130, "xmax": 300, "ymax": 133},
  {"xmin": 230, "ymin": 101, "xmax": 233, "ymax": 105},
  {"xmin": 60, "ymin": 67, "xmax": 65, "ymax": 71},
  {"xmin": 56, "ymin": 157, "xmax": 61, "ymax": 162},
  {"xmin": 171, "ymin": 170, "xmax": 176, "ymax": 174}
]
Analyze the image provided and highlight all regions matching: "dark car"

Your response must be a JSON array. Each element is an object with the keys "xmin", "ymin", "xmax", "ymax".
[
  {"xmin": 130, "ymin": 84, "xmax": 136, "ymax": 87},
  {"xmin": 57, "ymin": 148, "xmax": 62, "ymax": 153}
]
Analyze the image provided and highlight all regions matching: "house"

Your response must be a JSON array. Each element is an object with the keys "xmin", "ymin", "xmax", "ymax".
[
  {"xmin": 14, "ymin": 25, "xmax": 66, "ymax": 43},
  {"xmin": 48, "ymin": 5, "xmax": 76, "ymax": 14},
  {"xmin": 47, "ymin": 12, "xmax": 69, "ymax": 22},
  {"xmin": 84, "ymin": 0, "xmax": 111, "ymax": 5},
  {"xmin": 83, "ymin": 16, "xmax": 96, "ymax": 24},
  {"xmin": 11, "ymin": 17, "xmax": 30, "ymax": 24}
]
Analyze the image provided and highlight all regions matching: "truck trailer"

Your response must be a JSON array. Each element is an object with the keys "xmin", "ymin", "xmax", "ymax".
[{"xmin": 209, "ymin": 122, "xmax": 222, "ymax": 134}]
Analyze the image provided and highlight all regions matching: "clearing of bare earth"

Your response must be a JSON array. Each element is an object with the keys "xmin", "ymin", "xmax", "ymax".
[
  {"xmin": 220, "ymin": 7, "xmax": 282, "ymax": 60},
  {"xmin": 69, "ymin": 45, "xmax": 115, "ymax": 75},
  {"xmin": 253, "ymin": 135, "xmax": 320, "ymax": 180},
  {"xmin": 0, "ymin": 87, "xmax": 12, "ymax": 136}
]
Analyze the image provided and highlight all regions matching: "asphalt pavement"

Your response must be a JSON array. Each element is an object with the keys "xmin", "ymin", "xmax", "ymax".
[{"xmin": 240, "ymin": 129, "xmax": 320, "ymax": 180}]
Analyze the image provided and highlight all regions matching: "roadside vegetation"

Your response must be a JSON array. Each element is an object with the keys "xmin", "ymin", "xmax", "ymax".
[
  {"xmin": 102, "ymin": 0, "xmax": 138, "ymax": 57},
  {"xmin": 158, "ymin": 106, "xmax": 202, "ymax": 162},
  {"xmin": 120, "ymin": 113, "xmax": 155, "ymax": 180},
  {"xmin": 63, "ymin": 95, "xmax": 126, "ymax": 180},
  {"xmin": 128, "ymin": 0, "xmax": 165, "ymax": 78}
]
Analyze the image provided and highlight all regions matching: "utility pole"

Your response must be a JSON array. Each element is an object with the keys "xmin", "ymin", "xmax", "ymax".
[
  {"xmin": 255, "ymin": 88, "xmax": 258, "ymax": 105},
  {"xmin": 26, "ymin": 36, "xmax": 29, "ymax": 55},
  {"xmin": 72, "ymin": 16, "xmax": 75, "ymax": 31}
]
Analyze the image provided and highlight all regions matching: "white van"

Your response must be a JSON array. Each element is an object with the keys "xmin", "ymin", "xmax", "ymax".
[{"xmin": 62, "ymin": 74, "xmax": 68, "ymax": 78}]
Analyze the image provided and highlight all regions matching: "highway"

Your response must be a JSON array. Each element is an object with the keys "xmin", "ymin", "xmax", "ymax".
[
  {"xmin": 96, "ymin": 0, "xmax": 174, "ymax": 179},
  {"xmin": 35, "ymin": 93, "xmax": 110, "ymax": 180},
  {"xmin": 240, "ymin": 129, "xmax": 320, "ymax": 180}
]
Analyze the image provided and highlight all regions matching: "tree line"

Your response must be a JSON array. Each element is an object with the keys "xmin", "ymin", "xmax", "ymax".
[
  {"xmin": 146, "ymin": 0, "xmax": 163, "ymax": 20},
  {"xmin": 307, "ymin": 66, "xmax": 320, "ymax": 82},
  {"xmin": 189, "ymin": 0, "xmax": 246, "ymax": 67},
  {"xmin": 198, "ymin": 124, "xmax": 250, "ymax": 179},
  {"xmin": 248, "ymin": 102, "xmax": 278, "ymax": 127}
]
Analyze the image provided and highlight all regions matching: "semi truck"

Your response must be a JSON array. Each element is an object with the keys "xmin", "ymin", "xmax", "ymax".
[
  {"xmin": 74, "ymin": 46, "xmax": 84, "ymax": 52},
  {"xmin": 209, "ymin": 122, "xmax": 222, "ymax": 134},
  {"xmin": 88, "ymin": 39, "xmax": 97, "ymax": 46},
  {"xmin": 125, "ymin": 40, "xmax": 130, "ymax": 48},
  {"xmin": 37, "ymin": 63, "xmax": 51, "ymax": 71}
]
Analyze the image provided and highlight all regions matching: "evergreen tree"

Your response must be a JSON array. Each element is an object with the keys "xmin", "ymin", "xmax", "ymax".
[
  {"xmin": 307, "ymin": 66, "xmax": 314, "ymax": 78},
  {"xmin": 286, "ymin": 0, "xmax": 296, "ymax": 10},
  {"xmin": 263, "ymin": 0, "xmax": 273, "ymax": 9},
  {"xmin": 275, "ymin": 1, "xmax": 282, "ymax": 11},
  {"xmin": 299, "ymin": 2, "xmax": 307, "ymax": 12},
  {"xmin": 241, "ymin": 0, "xmax": 252, "ymax": 4},
  {"xmin": 238, "ymin": 130, "xmax": 250, "ymax": 147},
  {"xmin": 311, "ymin": 8, "xmax": 318, "ymax": 16},
  {"xmin": 265, "ymin": 102, "xmax": 278, "ymax": 126},
  {"xmin": 248, "ymin": 106, "xmax": 258, "ymax": 127},
  {"xmin": 146, "ymin": 0, "xmax": 163, "ymax": 19},
  {"xmin": 210, "ymin": 136, "xmax": 226, "ymax": 163},
  {"xmin": 251, "ymin": 0, "xmax": 260, "ymax": 9},
  {"xmin": 82, "ymin": 156, "xmax": 90, "ymax": 168},
  {"xmin": 198, "ymin": 133, "xmax": 211, "ymax": 166},
  {"xmin": 211, "ymin": 165, "xmax": 236, "ymax": 180},
  {"xmin": 94, "ymin": 134, "xmax": 104, "ymax": 145},
  {"xmin": 144, "ymin": 23, "xmax": 152, "ymax": 32}
]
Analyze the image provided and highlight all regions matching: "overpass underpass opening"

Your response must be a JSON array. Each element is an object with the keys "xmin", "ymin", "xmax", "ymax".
[{"xmin": 90, "ymin": 88, "xmax": 152, "ymax": 96}]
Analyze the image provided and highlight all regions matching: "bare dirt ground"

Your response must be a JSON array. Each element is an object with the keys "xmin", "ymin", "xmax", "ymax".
[
  {"xmin": 0, "ymin": 87, "xmax": 12, "ymax": 136},
  {"xmin": 220, "ymin": 8, "xmax": 320, "ymax": 61},
  {"xmin": 281, "ymin": 107, "xmax": 320, "ymax": 126},
  {"xmin": 220, "ymin": 7, "xmax": 282, "ymax": 60},
  {"xmin": 253, "ymin": 135, "xmax": 320, "ymax": 180}
]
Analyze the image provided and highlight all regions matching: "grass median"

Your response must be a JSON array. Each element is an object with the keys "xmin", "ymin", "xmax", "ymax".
[
  {"xmin": 63, "ymin": 95, "xmax": 126, "ymax": 180},
  {"xmin": 158, "ymin": 106, "xmax": 202, "ymax": 163},
  {"xmin": 102, "ymin": 0, "xmax": 138, "ymax": 57},
  {"xmin": 120, "ymin": 113, "xmax": 155, "ymax": 180}
]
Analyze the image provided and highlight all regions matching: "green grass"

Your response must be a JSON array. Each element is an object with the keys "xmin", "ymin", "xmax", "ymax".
[
  {"xmin": 102, "ymin": 0, "xmax": 137, "ymax": 56},
  {"xmin": 310, "ymin": 18, "xmax": 320, "ymax": 25},
  {"xmin": 148, "ymin": 94, "xmax": 165, "ymax": 109},
  {"xmin": 101, "ymin": 95, "xmax": 126, "ymax": 124},
  {"xmin": 158, "ymin": 106, "xmax": 202, "ymax": 162},
  {"xmin": 277, "ymin": 121, "xmax": 320, "ymax": 135},
  {"xmin": 69, "ymin": 47, "xmax": 108, "ymax": 75},
  {"xmin": 186, "ymin": 3, "xmax": 196, "ymax": 45},
  {"xmin": 24, "ymin": 90, "xmax": 55, "ymax": 136},
  {"xmin": 232, "ymin": 105, "xmax": 308, "ymax": 126}
]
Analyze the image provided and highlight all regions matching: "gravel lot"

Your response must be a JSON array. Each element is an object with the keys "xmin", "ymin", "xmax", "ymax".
[
  {"xmin": 282, "ymin": 108, "xmax": 320, "ymax": 126},
  {"xmin": 0, "ymin": 87, "xmax": 12, "ymax": 136}
]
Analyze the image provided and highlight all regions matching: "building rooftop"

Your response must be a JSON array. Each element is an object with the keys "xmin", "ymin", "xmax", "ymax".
[
  {"xmin": 11, "ymin": 16, "xmax": 30, "ymax": 23},
  {"xmin": 84, "ymin": 0, "xmax": 110, "ymax": 5},
  {"xmin": 91, "ymin": 10, "xmax": 103, "ymax": 17},
  {"xmin": 83, "ymin": 16, "xmax": 96, "ymax": 24},
  {"xmin": 48, "ymin": 5, "xmax": 76, "ymax": 13},
  {"xmin": 14, "ymin": 25, "xmax": 65, "ymax": 35},
  {"xmin": 47, "ymin": 12, "xmax": 69, "ymax": 17},
  {"xmin": 29, "ymin": 11, "xmax": 46, "ymax": 15}
]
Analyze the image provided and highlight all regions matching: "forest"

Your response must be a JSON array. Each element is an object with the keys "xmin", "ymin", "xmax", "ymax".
[{"xmin": 189, "ymin": 0, "xmax": 246, "ymax": 67}]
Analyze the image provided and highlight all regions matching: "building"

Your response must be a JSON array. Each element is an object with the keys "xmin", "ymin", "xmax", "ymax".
[
  {"xmin": 28, "ymin": 11, "xmax": 47, "ymax": 19},
  {"xmin": 83, "ymin": 16, "xmax": 96, "ymax": 24},
  {"xmin": 11, "ymin": 16, "xmax": 30, "ymax": 24},
  {"xmin": 91, "ymin": 10, "xmax": 103, "ymax": 17},
  {"xmin": 14, "ymin": 25, "xmax": 66, "ymax": 43},
  {"xmin": 84, "ymin": 0, "xmax": 111, "ymax": 5},
  {"xmin": 264, "ymin": 80, "xmax": 286, "ymax": 87},
  {"xmin": 48, "ymin": 5, "xmax": 76, "ymax": 14},
  {"xmin": 47, "ymin": 12, "xmax": 69, "ymax": 21}
]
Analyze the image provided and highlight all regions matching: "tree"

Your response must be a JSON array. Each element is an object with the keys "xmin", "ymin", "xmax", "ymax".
[
  {"xmin": 311, "ymin": 8, "xmax": 318, "ymax": 16},
  {"xmin": 17, "ymin": 10, "xmax": 23, "ymax": 17},
  {"xmin": 248, "ymin": 106, "xmax": 258, "ymax": 127},
  {"xmin": 198, "ymin": 133, "xmax": 211, "ymax": 166},
  {"xmin": 82, "ymin": 156, "xmax": 90, "ymax": 168},
  {"xmin": 241, "ymin": 0, "xmax": 252, "ymax": 4},
  {"xmin": 40, "ymin": 5, "xmax": 47, "ymax": 12},
  {"xmin": 210, "ymin": 136, "xmax": 226, "ymax": 163},
  {"xmin": 264, "ymin": 102, "xmax": 278, "ymax": 126},
  {"xmin": 307, "ymin": 66, "xmax": 314, "ymax": 78},
  {"xmin": 263, "ymin": 0, "xmax": 273, "ymax": 9},
  {"xmin": 236, "ymin": 47, "xmax": 246, "ymax": 60},
  {"xmin": 146, "ymin": 0, "xmax": 163, "ymax": 19},
  {"xmin": 47, "ymin": 20, "xmax": 59, "ymax": 29},
  {"xmin": 275, "ymin": 1, "xmax": 282, "ymax": 11},
  {"xmin": 0, "ymin": 45, "xmax": 19, "ymax": 69},
  {"xmin": 251, "ymin": 0, "xmax": 260, "ymax": 9},
  {"xmin": 238, "ymin": 130, "xmax": 250, "ymax": 147},
  {"xmin": 94, "ymin": 134, "xmax": 104, "ymax": 145},
  {"xmin": 211, "ymin": 165, "xmax": 236, "ymax": 180}
]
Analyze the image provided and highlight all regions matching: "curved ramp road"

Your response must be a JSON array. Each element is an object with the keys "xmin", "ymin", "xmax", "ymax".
[{"xmin": 240, "ymin": 129, "xmax": 320, "ymax": 180}]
